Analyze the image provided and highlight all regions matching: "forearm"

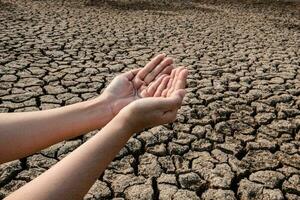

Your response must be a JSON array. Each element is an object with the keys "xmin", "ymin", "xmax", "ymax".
[
  {"xmin": 5, "ymin": 115, "xmax": 132, "ymax": 200},
  {"xmin": 0, "ymin": 95, "xmax": 113, "ymax": 164},
  {"xmin": 4, "ymin": 66, "xmax": 187, "ymax": 200}
]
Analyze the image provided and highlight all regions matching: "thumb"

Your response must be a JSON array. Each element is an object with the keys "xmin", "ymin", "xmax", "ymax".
[{"xmin": 124, "ymin": 69, "xmax": 140, "ymax": 81}]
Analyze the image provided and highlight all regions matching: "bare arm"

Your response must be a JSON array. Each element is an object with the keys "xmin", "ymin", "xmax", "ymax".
[
  {"xmin": 5, "ymin": 68, "xmax": 188, "ymax": 200},
  {"xmin": 0, "ymin": 96, "xmax": 111, "ymax": 164},
  {"xmin": 5, "ymin": 112, "xmax": 134, "ymax": 200},
  {"xmin": 0, "ymin": 54, "xmax": 173, "ymax": 164}
]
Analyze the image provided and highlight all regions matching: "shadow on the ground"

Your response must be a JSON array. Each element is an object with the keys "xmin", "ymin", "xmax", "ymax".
[
  {"xmin": 89, "ymin": 0, "xmax": 217, "ymax": 12},
  {"xmin": 196, "ymin": 0, "xmax": 300, "ymax": 11}
]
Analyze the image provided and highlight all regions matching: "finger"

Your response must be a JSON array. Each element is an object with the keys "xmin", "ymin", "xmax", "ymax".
[
  {"xmin": 141, "ymin": 75, "xmax": 165, "ymax": 97},
  {"xmin": 133, "ymin": 78, "xmax": 145, "ymax": 90},
  {"xmin": 154, "ymin": 64, "xmax": 173, "ymax": 80},
  {"xmin": 167, "ymin": 68, "xmax": 177, "ymax": 88},
  {"xmin": 168, "ymin": 68, "xmax": 188, "ymax": 97},
  {"xmin": 124, "ymin": 68, "xmax": 140, "ymax": 80},
  {"xmin": 167, "ymin": 67, "xmax": 184, "ymax": 97},
  {"xmin": 153, "ymin": 76, "xmax": 170, "ymax": 97},
  {"xmin": 174, "ymin": 69, "xmax": 188, "ymax": 90},
  {"xmin": 171, "ymin": 89, "xmax": 186, "ymax": 100},
  {"xmin": 140, "ymin": 89, "xmax": 149, "ymax": 98},
  {"xmin": 144, "ymin": 57, "xmax": 173, "ymax": 84},
  {"xmin": 163, "ymin": 68, "xmax": 177, "ymax": 97},
  {"xmin": 137, "ymin": 53, "xmax": 166, "ymax": 80},
  {"xmin": 147, "ymin": 74, "xmax": 167, "ymax": 97},
  {"xmin": 161, "ymin": 89, "xmax": 168, "ymax": 97}
]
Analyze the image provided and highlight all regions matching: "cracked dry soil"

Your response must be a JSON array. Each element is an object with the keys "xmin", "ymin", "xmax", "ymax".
[{"xmin": 0, "ymin": 0, "xmax": 299, "ymax": 199}]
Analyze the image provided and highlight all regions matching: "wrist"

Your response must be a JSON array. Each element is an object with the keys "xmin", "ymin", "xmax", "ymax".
[
  {"xmin": 115, "ymin": 112, "xmax": 135, "ymax": 133},
  {"xmin": 82, "ymin": 94, "xmax": 114, "ymax": 129},
  {"xmin": 115, "ymin": 106, "xmax": 142, "ymax": 134}
]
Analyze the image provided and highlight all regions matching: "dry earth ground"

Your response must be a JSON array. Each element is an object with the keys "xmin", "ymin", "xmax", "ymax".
[{"xmin": 0, "ymin": 0, "xmax": 299, "ymax": 199}]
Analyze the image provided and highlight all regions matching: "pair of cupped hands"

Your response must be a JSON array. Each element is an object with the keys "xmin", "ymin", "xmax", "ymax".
[{"xmin": 99, "ymin": 54, "xmax": 188, "ymax": 132}]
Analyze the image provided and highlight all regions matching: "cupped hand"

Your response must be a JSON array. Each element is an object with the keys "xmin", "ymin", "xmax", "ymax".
[
  {"xmin": 118, "ymin": 67, "xmax": 188, "ymax": 133},
  {"xmin": 103, "ymin": 54, "xmax": 174, "ymax": 116}
]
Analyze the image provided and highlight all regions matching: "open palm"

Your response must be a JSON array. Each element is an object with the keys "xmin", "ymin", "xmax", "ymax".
[
  {"xmin": 121, "ymin": 67, "xmax": 188, "ymax": 131},
  {"xmin": 103, "ymin": 54, "xmax": 174, "ymax": 116}
]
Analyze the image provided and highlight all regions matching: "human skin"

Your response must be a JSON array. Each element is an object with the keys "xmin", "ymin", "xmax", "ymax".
[
  {"xmin": 5, "ymin": 68, "xmax": 188, "ymax": 200},
  {"xmin": 0, "ymin": 53, "xmax": 174, "ymax": 164}
]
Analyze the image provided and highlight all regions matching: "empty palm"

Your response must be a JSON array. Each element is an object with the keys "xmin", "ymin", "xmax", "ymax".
[{"xmin": 103, "ymin": 54, "xmax": 174, "ymax": 115}]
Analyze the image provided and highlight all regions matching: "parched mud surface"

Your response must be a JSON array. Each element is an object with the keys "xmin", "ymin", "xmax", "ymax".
[{"xmin": 0, "ymin": 0, "xmax": 299, "ymax": 199}]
